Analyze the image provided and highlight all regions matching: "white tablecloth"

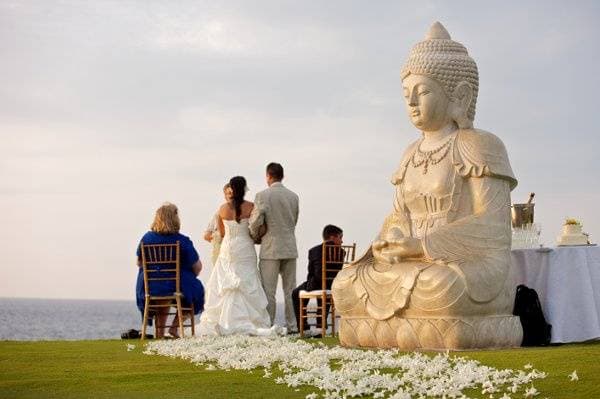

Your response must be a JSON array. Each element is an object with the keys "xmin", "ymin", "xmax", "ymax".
[{"xmin": 511, "ymin": 246, "xmax": 600, "ymax": 343}]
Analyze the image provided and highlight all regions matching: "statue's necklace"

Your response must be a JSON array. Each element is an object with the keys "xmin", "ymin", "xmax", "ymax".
[{"xmin": 411, "ymin": 137, "xmax": 453, "ymax": 174}]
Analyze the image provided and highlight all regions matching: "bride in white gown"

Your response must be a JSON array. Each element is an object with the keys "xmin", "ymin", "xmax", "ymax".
[{"xmin": 199, "ymin": 176, "xmax": 284, "ymax": 336}]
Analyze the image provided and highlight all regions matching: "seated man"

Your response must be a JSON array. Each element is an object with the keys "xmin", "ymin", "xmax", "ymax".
[{"xmin": 292, "ymin": 224, "xmax": 344, "ymax": 334}]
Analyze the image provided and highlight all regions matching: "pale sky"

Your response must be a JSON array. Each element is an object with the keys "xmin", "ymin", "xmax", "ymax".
[{"xmin": 1, "ymin": 0, "xmax": 599, "ymax": 300}]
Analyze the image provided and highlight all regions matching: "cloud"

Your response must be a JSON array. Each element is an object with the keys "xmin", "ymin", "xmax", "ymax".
[
  {"xmin": 152, "ymin": 17, "xmax": 248, "ymax": 54},
  {"xmin": 177, "ymin": 105, "xmax": 268, "ymax": 136},
  {"xmin": 139, "ymin": 4, "xmax": 357, "ymax": 61}
]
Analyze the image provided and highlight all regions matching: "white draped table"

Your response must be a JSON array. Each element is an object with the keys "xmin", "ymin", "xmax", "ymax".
[{"xmin": 511, "ymin": 246, "xmax": 600, "ymax": 343}]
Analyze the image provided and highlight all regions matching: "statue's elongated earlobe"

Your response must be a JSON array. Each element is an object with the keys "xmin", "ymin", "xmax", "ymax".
[{"xmin": 451, "ymin": 81, "xmax": 474, "ymax": 129}]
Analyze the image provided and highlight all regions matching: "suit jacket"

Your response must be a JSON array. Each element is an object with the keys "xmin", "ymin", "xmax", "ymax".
[
  {"xmin": 249, "ymin": 182, "xmax": 299, "ymax": 260},
  {"xmin": 305, "ymin": 241, "xmax": 345, "ymax": 291}
]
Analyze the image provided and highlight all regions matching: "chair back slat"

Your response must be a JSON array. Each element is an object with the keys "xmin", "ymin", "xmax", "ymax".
[
  {"xmin": 146, "ymin": 269, "xmax": 177, "ymax": 273},
  {"xmin": 140, "ymin": 241, "xmax": 181, "ymax": 297},
  {"xmin": 321, "ymin": 243, "xmax": 356, "ymax": 290}
]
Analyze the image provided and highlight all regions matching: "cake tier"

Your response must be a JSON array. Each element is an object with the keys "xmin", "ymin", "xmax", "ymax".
[
  {"xmin": 557, "ymin": 234, "xmax": 588, "ymax": 246},
  {"xmin": 563, "ymin": 224, "xmax": 582, "ymax": 235}
]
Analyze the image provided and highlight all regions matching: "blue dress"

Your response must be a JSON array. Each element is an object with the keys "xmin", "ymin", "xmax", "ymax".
[{"xmin": 136, "ymin": 231, "xmax": 205, "ymax": 315}]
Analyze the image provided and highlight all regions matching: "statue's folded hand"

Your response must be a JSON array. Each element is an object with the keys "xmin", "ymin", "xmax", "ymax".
[
  {"xmin": 373, "ymin": 237, "xmax": 424, "ymax": 263},
  {"xmin": 373, "ymin": 240, "xmax": 388, "ymax": 251}
]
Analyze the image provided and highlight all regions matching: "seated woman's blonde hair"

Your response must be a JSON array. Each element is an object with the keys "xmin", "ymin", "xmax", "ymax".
[{"xmin": 151, "ymin": 202, "xmax": 181, "ymax": 234}]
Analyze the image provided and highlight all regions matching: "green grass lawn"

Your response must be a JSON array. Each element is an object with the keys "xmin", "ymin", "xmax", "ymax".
[{"xmin": 0, "ymin": 339, "xmax": 598, "ymax": 398}]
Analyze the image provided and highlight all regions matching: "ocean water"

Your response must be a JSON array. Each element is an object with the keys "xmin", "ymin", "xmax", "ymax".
[
  {"xmin": 0, "ymin": 297, "xmax": 287, "ymax": 340},
  {"xmin": 0, "ymin": 298, "xmax": 141, "ymax": 340}
]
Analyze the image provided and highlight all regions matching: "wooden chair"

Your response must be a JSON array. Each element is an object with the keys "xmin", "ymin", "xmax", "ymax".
[
  {"xmin": 299, "ymin": 243, "xmax": 356, "ymax": 337},
  {"xmin": 139, "ymin": 241, "xmax": 195, "ymax": 340}
]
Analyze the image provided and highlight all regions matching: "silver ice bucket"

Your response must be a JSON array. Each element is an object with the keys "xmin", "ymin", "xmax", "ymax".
[{"xmin": 511, "ymin": 203, "xmax": 534, "ymax": 228}]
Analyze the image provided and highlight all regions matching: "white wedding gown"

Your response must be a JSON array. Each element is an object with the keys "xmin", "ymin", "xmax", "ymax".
[{"xmin": 199, "ymin": 218, "xmax": 283, "ymax": 336}]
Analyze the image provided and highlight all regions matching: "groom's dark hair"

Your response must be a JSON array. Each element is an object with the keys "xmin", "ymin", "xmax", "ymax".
[
  {"xmin": 266, "ymin": 162, "xmax": 284, "ymax": 181},
  {"xmin": 322, "ymin": 225, "xmax": 343, "ymax": 240}
]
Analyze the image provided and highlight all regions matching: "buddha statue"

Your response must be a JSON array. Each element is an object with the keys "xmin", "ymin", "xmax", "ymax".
[{"xmin": 331, "ymin": 22, "xmax": 523, "ymax": 350}]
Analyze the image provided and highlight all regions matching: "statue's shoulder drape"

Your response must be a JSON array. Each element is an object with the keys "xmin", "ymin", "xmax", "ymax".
[
  {"xmin": 454, "ymin": 129, "xmax": 517, "ymax": 190},
  {"xmin": 391, "ymin": 140, "xmax": 419, "ymax": 185}
]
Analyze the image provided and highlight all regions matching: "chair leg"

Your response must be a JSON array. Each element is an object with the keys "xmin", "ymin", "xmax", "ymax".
[
  {"xmin": 153, "ymin": 314, "xmax": 157, "ymax": 338},
  {"xmin": 175, "ymin": 296, "xmax": 184, "ymax": 338},
  {"xmin": 190, "ymin": 304, "xmax": 195, "ymax": 337},
  {"xmin": 331, "ymin": 299, "xmax": 336, "ymax": 337},
  {"xmin": 320, "ymin": 294, "xmax": 326, "ymax": 337},
  {"xmin": 299, "ymin": 298, "xmax": 305, "ymax": 337},
  {"xmin": 141, "ymin": 297, "xmax": 150, "ymax": 340}
]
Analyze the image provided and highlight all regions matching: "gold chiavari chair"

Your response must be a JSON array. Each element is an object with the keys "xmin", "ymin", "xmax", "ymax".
[
  {"xmin": 299, "ymin": 243, "xmax": 356, "ymax": 337},
  {"xmin": 139, "ymin": 241, "xmax": 195, "ymax": 340}
]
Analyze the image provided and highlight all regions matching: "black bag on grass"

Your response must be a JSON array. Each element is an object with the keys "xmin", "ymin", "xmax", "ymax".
[
  {"xmin": 512, "ymin": 284, "xmax": 552, "ymax": 346},
  {"xmin": 121, "ymin": 329, "xmax": 153, "ymax": 339}
]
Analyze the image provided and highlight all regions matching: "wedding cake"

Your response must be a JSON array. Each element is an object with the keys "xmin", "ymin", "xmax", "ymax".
[{"xmin": 557, "ymin": 219, "xmax": 589, "ymax": 246}]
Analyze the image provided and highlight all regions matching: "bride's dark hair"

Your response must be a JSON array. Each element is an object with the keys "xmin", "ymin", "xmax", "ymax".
[{"xmin": 229, "ymin": 176, "xmax": 246, "ymax": 223}]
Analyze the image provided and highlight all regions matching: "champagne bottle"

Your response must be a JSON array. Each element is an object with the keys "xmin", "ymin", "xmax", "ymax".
[{"xmin": 526, "ymin": 192, "xmax": 535, "ymax": 205}]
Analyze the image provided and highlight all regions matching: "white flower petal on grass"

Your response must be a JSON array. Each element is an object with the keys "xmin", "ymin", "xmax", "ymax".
[
  {"xmin": 126, "ymin": 344, "xmax": 136, "ymax": 351},
  {"xmin": 144, "ymin": 335, "xmax": 548, "ymax": 398},
  {"xmin": 569, "ymin": 370, "xmax": 579, "ymax": 381},
  {"xmin": 524, "ymin": 386, "xmax": 539, "ymax": 397},
  {"xmin": 523, "ymin": 364, "xmax": 532, "ymax": 369}
]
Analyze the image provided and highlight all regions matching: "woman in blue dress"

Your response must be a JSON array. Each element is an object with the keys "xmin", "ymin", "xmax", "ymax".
[{"xmin": 136, "ymin": 202, "xmax": 205, "ymax": 338}]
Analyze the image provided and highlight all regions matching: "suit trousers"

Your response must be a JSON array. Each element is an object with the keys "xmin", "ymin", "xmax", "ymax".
[{"xmin": 259, "ymin": 258, "xmax": 297, "ymax": 331}]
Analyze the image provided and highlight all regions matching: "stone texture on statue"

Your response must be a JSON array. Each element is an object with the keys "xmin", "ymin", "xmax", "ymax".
[{"xmin": 331, "ymin": 22, "xmax": 523, "ymax": 350}]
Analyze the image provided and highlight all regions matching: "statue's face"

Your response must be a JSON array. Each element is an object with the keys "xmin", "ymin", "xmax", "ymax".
[{"xmin": 402, "ymin": 74, "xmax": 452, "ymax": 131}]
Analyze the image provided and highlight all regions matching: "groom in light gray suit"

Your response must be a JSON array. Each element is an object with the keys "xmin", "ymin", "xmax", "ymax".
[{"xmin": 249, "ymin": 162, "xmax": 299, "ymax": 332}]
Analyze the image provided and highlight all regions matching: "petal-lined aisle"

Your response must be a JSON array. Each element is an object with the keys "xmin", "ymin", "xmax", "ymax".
[{"xmin": 144, "ymin": 336, "xmax": 547, "ymax": 398}]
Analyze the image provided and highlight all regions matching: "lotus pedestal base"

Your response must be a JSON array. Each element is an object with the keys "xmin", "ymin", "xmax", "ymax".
[{"xmin": 338, "ymin": 315, "xmax": 523, "ymax": 350}]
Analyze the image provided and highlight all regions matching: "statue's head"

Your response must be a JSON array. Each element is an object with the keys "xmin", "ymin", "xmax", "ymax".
[{"xmin": 401, "ymin": 22, "xmax": 479, "ymax": 130}]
